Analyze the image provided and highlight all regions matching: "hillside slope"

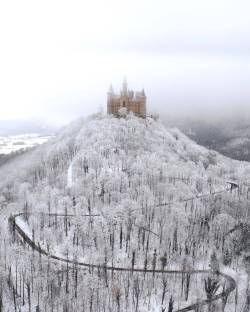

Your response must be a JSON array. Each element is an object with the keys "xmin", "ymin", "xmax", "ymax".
[
  {"xmin": 1, "ymin": 113, "xmax": 250, "ymax": 210},
  {"xmin": 1, "ymin": 114, "xmax": 250, "ymax": 312},
  {"xmin": 162, "ymin": 116, "xmax": 250, "ymax": 162}
]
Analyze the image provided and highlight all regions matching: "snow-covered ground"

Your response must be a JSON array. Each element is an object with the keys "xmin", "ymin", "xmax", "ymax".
[
  {"xmin": 67, "ymin": 161, "xmax": 73, "ymax": 188},
  {"xmin": 0, "ymin": 133, "xmax": 52, "ymax": 154},
  {"xmin": 2, "ymin": 114, "xmax": 250, "ymax": 312}
]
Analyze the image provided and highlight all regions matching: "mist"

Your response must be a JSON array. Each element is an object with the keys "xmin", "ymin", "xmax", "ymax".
[{"xmin": 0, "ymin": 0, "xmax": 249, "ymax": 126}]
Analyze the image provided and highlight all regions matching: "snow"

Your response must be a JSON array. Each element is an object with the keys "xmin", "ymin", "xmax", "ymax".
[
  {"xmin": 67, "ymin": 161, "xmax": 73, "ymax": 188},
  {"xmin": 2, "ymin": 114, "xmax": 250, "ymax": 311},
  {"xmin": 15, "ymin": 216, "xmax": 33, "ymax": 239},
  {"xmin": 0, "ymin": 133, "xmax": 52, "ymax": 155}
]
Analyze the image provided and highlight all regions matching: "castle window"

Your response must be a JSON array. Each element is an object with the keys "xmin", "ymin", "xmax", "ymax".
[{"xmin": 123, "ymin": 101, "xmax": 126, "ymax": 107}]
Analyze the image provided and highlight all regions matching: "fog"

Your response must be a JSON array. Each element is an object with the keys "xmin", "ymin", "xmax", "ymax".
[{"xmin": 0, "ymin": 0, "xmax": 249, "ymax": 125}]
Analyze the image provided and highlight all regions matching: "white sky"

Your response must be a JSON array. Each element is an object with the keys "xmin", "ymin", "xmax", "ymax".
[{"xmin": 0, "ymin": 0, "xmax": 249, "ymax": 124}]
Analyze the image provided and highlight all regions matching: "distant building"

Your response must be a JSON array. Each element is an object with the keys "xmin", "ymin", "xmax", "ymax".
[{"xmin": 107, "ymin": 78, "xmax": 146, "ymax": 118}]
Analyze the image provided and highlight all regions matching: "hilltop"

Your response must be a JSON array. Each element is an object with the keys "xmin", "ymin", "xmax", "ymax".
[{"xmin": 1, "ymin": 113, "xmax": 249, "ymax": 198}]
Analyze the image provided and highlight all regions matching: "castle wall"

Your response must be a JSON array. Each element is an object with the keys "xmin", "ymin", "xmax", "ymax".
[
  {"xmin": 108, "ymin": 96, "xmax": 146, "ymax": 118},
  {"xmin": 127, "ymin": 100, "xmax": 146, "ymax": 117}
]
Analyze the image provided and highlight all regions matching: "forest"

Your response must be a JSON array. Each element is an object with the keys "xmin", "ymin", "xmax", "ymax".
[{"xmin": 1, "ymin": 114, "xmax": 250, "ymax": 311}]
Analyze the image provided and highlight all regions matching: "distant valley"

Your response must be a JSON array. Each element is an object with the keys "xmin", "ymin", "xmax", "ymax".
[
  {"xmin": 0, "ymin": 133, "xmax": 52, "ymax": 155},
  {"xmin": 0, "ymin": 119, "xmax": 56, "ymax": 167},
  {"xmin": 162, "ymin": 115, "xmax": 250, "ymax": 162}
]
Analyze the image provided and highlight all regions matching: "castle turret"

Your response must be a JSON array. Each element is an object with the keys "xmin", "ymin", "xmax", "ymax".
[
  {"xmin": 122, "ymin": 77, "xmax": 128, "ymax": 95},
  {"xmin": 107, "ymin": 84, "xmax": 114, "ymax": 114},
  {"xmin": 108, "ymin": 84, "xmax": 114, "ymax": 98}
]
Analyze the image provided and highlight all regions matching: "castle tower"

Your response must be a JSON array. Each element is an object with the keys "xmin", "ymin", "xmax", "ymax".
[
  {"xmin": 122, "ymin": 77, "xmax": 128, "ymax": 95},
  {"xmin": 107, "ymin": 85, "xmax": 114, "ymax": 114},
  {"xmin": 107, "ymin": 79, "xmax": 146, "ymax": 118}
]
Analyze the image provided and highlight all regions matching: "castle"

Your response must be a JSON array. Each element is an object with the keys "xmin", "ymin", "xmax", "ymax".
[{"xmin": 107, "ymin": 78, "xmax": 146, "ymax": 118}]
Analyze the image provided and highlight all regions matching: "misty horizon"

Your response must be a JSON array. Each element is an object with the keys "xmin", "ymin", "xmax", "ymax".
[{"xmin": 0, "ymin": 0, "xmax": 249, "ymax": 126}]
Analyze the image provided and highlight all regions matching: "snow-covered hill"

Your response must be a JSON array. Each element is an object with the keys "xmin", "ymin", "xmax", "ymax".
[
  {"xmin": 0, "ymin": 113, "xmax": 250, "ymax": 207},
  {"xmin": 1, "ymin": 114, "xmax": 250, "ymax": 312},
  {"xmin": 164, "ymin": 116, "xmax": 250, "ymax": 162}
]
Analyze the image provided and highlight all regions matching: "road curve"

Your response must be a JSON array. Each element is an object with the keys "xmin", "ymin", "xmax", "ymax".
[
  {"xmin": 10, "ymin": 173, "xmax": 238, "ymax": 311},
  {"xmin": 10, "ymin": 212, "xmax": 236, "ymax": 312}
]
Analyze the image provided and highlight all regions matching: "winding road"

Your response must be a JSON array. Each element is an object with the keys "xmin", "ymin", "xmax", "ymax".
[
  {"xmin": 4, "ymin": 161, "xmax": 239, "ymax": 311},
  {"xmin": 10, "ymin": 212, "xmax": 236, "ymax": 312},
  {"xmin": 9, "ymin": 177, "xmax": 238, "ymax": 312}
]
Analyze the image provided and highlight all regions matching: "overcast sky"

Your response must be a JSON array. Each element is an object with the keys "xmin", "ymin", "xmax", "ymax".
[{"xmin": 0, "ymin": 0, "xmax": 249, "ymax": 125}]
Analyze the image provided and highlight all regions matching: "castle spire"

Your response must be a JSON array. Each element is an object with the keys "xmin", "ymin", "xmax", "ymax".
[
  {"xmin": 107, "ymin": 84, "xmax": 114, "ymax": 105},
  {"xmin": 122, "ymin": 77, "xmax": 128, "ymax": 95},
  {"xmin": 108, "ymin": 84, "xmax": 114, "ymax": 94}
]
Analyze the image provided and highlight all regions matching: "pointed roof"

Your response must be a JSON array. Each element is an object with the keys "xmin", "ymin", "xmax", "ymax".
[
  {"xmin": 122, "ymin": 76, "xmax": 128, "ymax": 95},
  {"xmin": 108, "ymin": 84, "xmax": 114, "ymax": 93}
]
